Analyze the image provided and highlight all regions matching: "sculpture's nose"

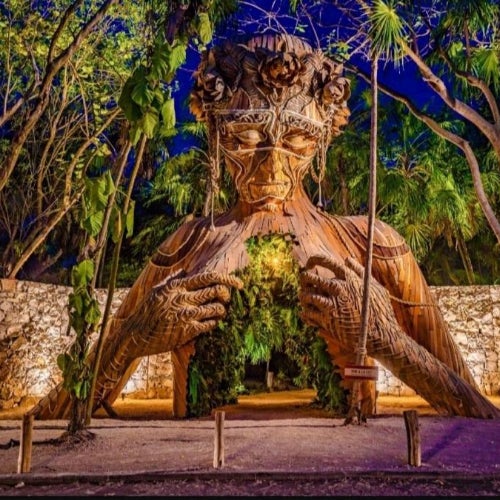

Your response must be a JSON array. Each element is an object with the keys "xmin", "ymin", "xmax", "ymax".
[{"xmin": 259, "ymin": 148, "xmax": 283, "ymax": 182}]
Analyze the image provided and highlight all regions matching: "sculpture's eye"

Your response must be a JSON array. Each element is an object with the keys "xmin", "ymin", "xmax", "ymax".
[
  {"xmin": 282, "ymin": 133, "xmax": 317, "ymax": 152},
  {"xmin": 233, "ymin": 129, "xmax": 266, "ymax": 147}
]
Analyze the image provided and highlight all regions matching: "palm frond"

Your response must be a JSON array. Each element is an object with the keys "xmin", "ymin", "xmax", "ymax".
[
  {"xmin": 472, "ymin": 48, "xmax": 500, "ymax": 91},
  {"xmin": 367, "ymin": 0, "xmax": 407, "ymax": 62},
  {"xmin": 401, "ymin": 222, "xmax": 432, "ymax": 261}
]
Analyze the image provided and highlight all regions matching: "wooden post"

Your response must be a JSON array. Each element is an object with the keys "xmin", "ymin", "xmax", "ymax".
[
  {"xmin": 213, "ymin": 410, "xmax": 225, "ymax": 469},
  {"xmin": 17, "ymin": 413, "xmax": 34, "ymax": 473},
  {"xmin": 266, "ymin": 371, "xmax": 274, "ymax": 390},
  {"xmin": 403, "ymin": 410, "xmax": 421, "ymax": 467}
]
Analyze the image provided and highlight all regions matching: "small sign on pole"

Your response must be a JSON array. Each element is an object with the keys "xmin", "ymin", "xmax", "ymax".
[{"xmin": 344, "ymin": 364, "xmax": 379, "ymax": 381}]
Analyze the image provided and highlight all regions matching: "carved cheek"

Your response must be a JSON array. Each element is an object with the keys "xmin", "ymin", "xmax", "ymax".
[
  {"xmin": 223, "ymin": 155, "xmax": 245, "ymax": 191},
  {"xmin": 285, "ymin": 146, "xmax": 316, "ymax": 182},
  {"xmin": 222, "ymin": 150, "xmax": 260, "ymax": 201},
  {"xmin": 287, "ymin": 155, "xmax": 309, "ymax": 183}
]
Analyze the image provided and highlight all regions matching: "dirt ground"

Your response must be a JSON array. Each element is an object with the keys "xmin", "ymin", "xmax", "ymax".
[{"xmin": 0, "ymin": 390, "xmax": 499, "ymax": 496}]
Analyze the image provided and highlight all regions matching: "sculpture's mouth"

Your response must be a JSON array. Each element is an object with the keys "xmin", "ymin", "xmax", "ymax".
[{"xmin": 248, "ymin": 181, "xmax": 291, "ymax": 201}]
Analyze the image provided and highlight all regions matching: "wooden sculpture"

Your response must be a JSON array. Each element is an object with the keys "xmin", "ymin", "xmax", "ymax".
[{"xmin": 31, "ymin": 33, "xmax": 499, "ymax": 420}]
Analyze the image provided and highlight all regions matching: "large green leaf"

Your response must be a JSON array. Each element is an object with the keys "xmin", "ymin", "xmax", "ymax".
[
  {"xmin": 196, "ymin": 12, "xmax": 213, "ymax": 45},
  {"xmin": 166, "ymin": 42, "xmax": 187, "ymax": 79},
  {"xmin": 84, "ymin": 298, "xmax": 102, "ymax": 326},
  {"xmin": 71, "ymin": 259, "xmax": 95, "ymax": 288},
  {"xmin": 82, "ymin": 209, "xmax": 105, "ymax": 236},
  {"xmin": 131, "ymin": 78, "xmax": 155, "ymax": 107},
  {"xmin": 118, "ymin": 74, "xmax": 144, "ymax": 122},
  {"xmin": 69, "ymin": 293, "xmax": 84, "ymax": 315},
  {"xmin": 150, "ymin": 45, "xmax": 171, "ymax": 80},
  {"xmin": 139, "ymin": 106, "xmax": 159, "ymax": 138},
  {"xmin": 160, "ymin": 97, "xmax": 176, "ymax": 134},
  {"xmin": 84, "ymin": 172, "xmax": 114, "ymax": 212},
  {"xmin": 129, "ymin": 124, "xmax": 142, "ymax": 145},
  {"xmin": 125, "ymin": 199, "xmax": 135, "ymax": 238},
  {"xmin": 112, "ymin": 209, "xmax": 122, "ymax": 244}
]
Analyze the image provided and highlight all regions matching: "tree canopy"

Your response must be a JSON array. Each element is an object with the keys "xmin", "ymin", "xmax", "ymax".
[{"xmin": 0, "ymin": 0, "xmax": 499, "ymax": 286}]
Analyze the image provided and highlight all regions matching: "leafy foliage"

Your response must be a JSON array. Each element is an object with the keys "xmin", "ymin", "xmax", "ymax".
[
  {"xmin": 234, "ymin": 234, "xmax": 306, "ymax": 368},
  {"xmin": 187, "ymin": 321, "xmax": 245, "ymax": 417},
  {"xmin": 0, "ymin": 0, "xmax": 142, "ymax": 280},
  {"xmin": 187, "ymin": 234, "xmax": 347, "ymax": 417},
  {"xmin": 367, "ymin": 0, "xmax": 407, "ymax": 61},
  {"xmin": 57, "ymin": 259, "xmax": 101, "ymax": 403},
  {"xmin": 308, "ymin": 337, "xmax": 348, "ymax": 413},
  {"xmin": 322, "ymin": 91, "xmax": 498, "ymax": 284},
  {"xmin": 118, "ymin": 41, "xmax": 185, "ymax": 143}
]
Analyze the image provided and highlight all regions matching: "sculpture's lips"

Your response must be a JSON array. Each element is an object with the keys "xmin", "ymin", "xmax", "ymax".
[{"xmin": 248, "ymin": 181, "xmax": 290, "ymax": 199}]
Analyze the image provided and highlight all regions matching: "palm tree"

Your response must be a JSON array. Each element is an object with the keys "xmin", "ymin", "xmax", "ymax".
[{"xmin": 334, "ymin": 91, "xmax": 491, "ymax": 284}]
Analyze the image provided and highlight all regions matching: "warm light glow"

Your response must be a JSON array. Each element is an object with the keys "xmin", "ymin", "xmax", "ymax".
[{"xmin": 269, "ymin": 255, "xmax": 281, "ymax": 269}]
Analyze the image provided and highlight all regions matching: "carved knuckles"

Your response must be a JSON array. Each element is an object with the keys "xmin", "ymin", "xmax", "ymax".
[
  {"xmin": 299, "ymin": 256, "xmax": 500, "ymax": 418},
  {"xmin": 123, "ymin": 271, "xmax": 243, "ymax": 356}
]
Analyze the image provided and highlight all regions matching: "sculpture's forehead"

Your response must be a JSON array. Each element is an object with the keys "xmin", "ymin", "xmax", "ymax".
[{"xmin": 217, "ymin": 109, "xmax": 324, "ymax": 137}]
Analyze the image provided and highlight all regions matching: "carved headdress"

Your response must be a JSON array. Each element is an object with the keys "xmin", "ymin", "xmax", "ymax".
[{"xmin": 190, "ymin": 33, "xmax": 350, "ymax": 139}]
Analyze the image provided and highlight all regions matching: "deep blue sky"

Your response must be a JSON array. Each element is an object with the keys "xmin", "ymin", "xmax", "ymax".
[{"xmin": 169, "ymin": 0, "xmax": 440, "ymax": 156}]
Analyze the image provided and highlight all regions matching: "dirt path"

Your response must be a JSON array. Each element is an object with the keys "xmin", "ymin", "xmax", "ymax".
[{"xmin": 1, "ymin": 390, "xmax": 499, "ymax": 496}]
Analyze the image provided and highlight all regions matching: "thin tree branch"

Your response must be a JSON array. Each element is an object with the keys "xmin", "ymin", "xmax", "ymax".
[
  {"xmin": 351, "ymin": 65, "xmax": 500, "ymax": 245},
  {"xmin": 0, "ymin": 0, "xmax": 120, "ymax": 194}
]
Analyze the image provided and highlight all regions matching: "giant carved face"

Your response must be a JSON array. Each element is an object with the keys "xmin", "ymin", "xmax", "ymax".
[
  {"xmin": 219, "ymin": 109, "xmax": 324, "ymax": 212},
  {"xmin": 189, "ymin": 34, "xmax": 351, "ymax": 214}
]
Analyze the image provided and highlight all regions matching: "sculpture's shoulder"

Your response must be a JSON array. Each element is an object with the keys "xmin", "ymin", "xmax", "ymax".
[
  {"xmin": 151, "ymin": 215, "xmax": 213, "ymax": 268},
  {"xmin": 331, "ymin": 215, "xmax": 411, "ymax": 259},
  {"xmin": 111, "ymin": 216, "xmax": 213, "ymax": 318}
]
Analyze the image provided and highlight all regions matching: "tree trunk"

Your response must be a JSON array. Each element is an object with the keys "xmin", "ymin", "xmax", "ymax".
[
  {"xmin": 0, "ymin": 0, "xmax": 119, "ymax": 193},
  {"xmin": 67, "ymin": 397, "xmax": 88, "ymax": 434}
]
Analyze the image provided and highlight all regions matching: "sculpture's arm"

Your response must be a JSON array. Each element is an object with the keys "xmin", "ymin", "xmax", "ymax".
[
  {"xmin": 336, "ymin": 215, "xmax": 477, "ymax": 387},
  {"xmin": 30, "ymin": 270, "xmax": 243, "ymax": 419},
  {"xmin": 113, "ymin": 270, "xmax": 243, "ymax": 355},
  {"xmin": 93, "ymin": 270, "xmax": 243, "ymax": 402},
  {"xmin": 299, "ymin": 256, "xmax": 500, "ymax": 419}
]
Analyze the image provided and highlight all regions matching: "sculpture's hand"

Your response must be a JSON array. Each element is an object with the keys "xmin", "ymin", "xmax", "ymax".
[
  {"xmin": 298, "ymin": 256, "xmax": 393, "ymax": 348},
  {"xmin": 124, "ymin": 270, "xmax": 244, "ymax": 354},
  {"xmin": 298, "ymin": 255, "xmax": 500, "ymax": 419}
]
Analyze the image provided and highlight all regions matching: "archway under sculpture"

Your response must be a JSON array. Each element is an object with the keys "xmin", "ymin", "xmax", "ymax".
[{"xmin": 30, "ymin": 33, "xmax": 500, "ymax": 421}]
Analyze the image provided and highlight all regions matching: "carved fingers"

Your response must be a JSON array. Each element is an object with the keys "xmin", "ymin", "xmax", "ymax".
[
  {"xmin": 299, "ymin": 256, "xmax": 366, "ymax": 346},
  {"xmin": 165, "ymin": 271, "xmax": 243, "ymax": 294},
  {"xmin": 304, "ymin": 254, "xmax": 349, "ymax": 279},
  {"xmin": 129, "ymin": 270, "xmax": 243, "ymax": 353},
  {"xmin": 176, "ymin": 302, "xmax": 227, "ymax": 322},
  {"xmin": 299, "ymin": 255, "xmax": 395, "ymax": 349},
  {"xmin": 184, "ymin": 318, "xmax": 219, "ymax": 337},
  {"xmin": 305, "ymin": 255, "xmax": 365, "ymax": 279}
]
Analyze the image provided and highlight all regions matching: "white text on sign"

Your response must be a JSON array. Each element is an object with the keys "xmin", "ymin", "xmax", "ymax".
[{"xmin": 343, "ymin": 365, "xmax": 379, "ymax": 380}]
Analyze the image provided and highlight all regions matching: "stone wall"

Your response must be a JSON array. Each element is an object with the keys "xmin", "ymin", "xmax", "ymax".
[
  {"xmin": 0, "ymin": 279, "xmax": 499, "ymax": 409},
  {"xmin": 0, "ymin": 279, "xmax": 172, "ymax": 410},
  {"xmin": 376, "ymin": 285, "xmax": 500, "ymax": 397}
]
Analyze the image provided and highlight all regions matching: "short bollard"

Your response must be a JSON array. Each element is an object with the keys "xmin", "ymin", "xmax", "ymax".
[
  {"xmin": 403, "ymin": 410, "xmax": 421, "ymax": 467},
  {"xmin": 17, "ymin": 413, "xmax": 34, "ymax": 473},
  {"xmin": 213, "ymin": 410, "xmax": 225, "ymax": 468}
]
